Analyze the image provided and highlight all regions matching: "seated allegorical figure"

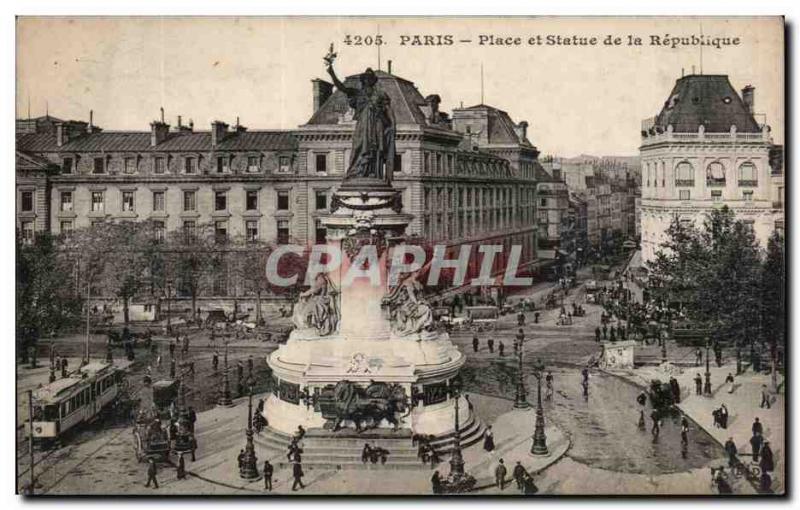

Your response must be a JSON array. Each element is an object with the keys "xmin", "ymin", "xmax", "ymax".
[{"xmin": 292, "ymin": 272, "xmax": 340, "ymax": 336}]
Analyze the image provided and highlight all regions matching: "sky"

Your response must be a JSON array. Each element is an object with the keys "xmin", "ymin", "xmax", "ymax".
[{"xmin": 16, "ymin": 16, "xmax": 784, "ymax": 157}]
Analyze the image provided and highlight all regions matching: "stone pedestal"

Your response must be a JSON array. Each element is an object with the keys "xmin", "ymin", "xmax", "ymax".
[
  {"xmin": 263, "ymin": 187, "xmax": 474, "ymax": 440},
  {"xmin": 599, "ymin": 340, "xmax": 636, "ymax": 370}
]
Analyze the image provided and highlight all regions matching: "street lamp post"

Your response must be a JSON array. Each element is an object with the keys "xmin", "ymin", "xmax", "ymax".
[
  {"xmin": 703, "ymin": 337, "xmax": 712, "ymax": 395},
  {"xmin": 514, "ymin": 329, "xmax": 530, "ymax": 409},
  {"xmin": 217, "ymin": 340, "xmax": 233, "ymax": 407},
  {"xmin": 165, "ymin": 280, "xmax": 174, "ymax": 334},
  {"xmin": 448, "ymin": 379, "xmax": 465, "ymax": 478},
  {"xmin": 530, "ymin": 358, "xmax": 548, "ymax": 455},
  {"xmin": 239, "ymin": 389, "xmax": 259, "ymax": 480}
]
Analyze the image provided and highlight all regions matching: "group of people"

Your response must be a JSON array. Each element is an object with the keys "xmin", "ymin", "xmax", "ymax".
[
  {"xmin": 594, "ymin": 321, "xmax": 627, "ymax": 343},
  {"xmin": 493, "ymin": 459, "xmax": 539, "ymax": 494}
]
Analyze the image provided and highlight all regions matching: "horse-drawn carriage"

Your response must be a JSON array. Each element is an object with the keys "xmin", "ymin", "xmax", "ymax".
[{"xmin": 133, "ymin": 414, "xmax": 171, "ymax": 462}]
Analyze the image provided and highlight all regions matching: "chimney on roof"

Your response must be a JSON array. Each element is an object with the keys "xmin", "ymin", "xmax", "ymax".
[
  {"xmin": 87, "ymin": 110, "xmax": 94, "ymax": 134},
  {"xmin": 150, "ymin": 119, "xmax": 170, "ymax": 147},
  {"xmin": 515, "ymin": 120, "xmax": 529, "ymax": 141},
  {"xmin": 235, "ymin": 116, "xmax": 247, "ymax": 133},
  {"xmin": 160, "ymin": 107, "xmax": 165, "ymax": 123},
  {"xmin": 175, "ymin": 115, "xmax": 192, "ymax": 133},
  {"xmin": 55, "ymin": 122, "xmax": 68, "ymax": 147},
  {"xmin": 211, "ymin": 120, "xmax": 229, "ymax": 147},
  {"xmin": 742, "ymin": 85, "xmax": 755, "ymax": 114},
  {"xmin": 312, "ymin": 79, "xmax": 333, "ymax": 114},
  {"xmin": 177, "ymin": 115, "xmax": 182, "ymax": 129},
  {"xmin": 387, "ymin": 60, "xmax": 392, "ymax": 74},
  {"xmin": 423, "ymin": 95, "xmax": 441, "ymax": 124}
]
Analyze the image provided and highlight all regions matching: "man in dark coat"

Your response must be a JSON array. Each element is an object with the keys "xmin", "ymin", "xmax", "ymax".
[
  {"xmin": 212, "ymin": 351, "xmax": 219, "ymax": 372},
  {"xmin": 694, "ymin": 374, "xmax": 703, "ymax": 396},
  {"xmin": 752, "ymin": 417, "xmax": 763, "ymax": 436},
  {"xmin": 750, "ymin": 433, "xmax": 763, "ymax": 463},
  {"xmin": 513, "ymin": 461, "xmax": 527, "ymax": 490},
  {"xmin": 472, "ymin": 336, "xmax": 479, "ymax": 353},
  {"xmin": 498, "ymin": 341, "xmax": 505, "ymax": 357},
  {"xmin": 595, "ymin": 327, "xmax": 601, "ymax": 342},
  {"xmin": 488, "ymin": 338, "xmax": 495, "ymax": 354},
  {"xmin": 759, "ymin": 440, "xmax": 774, "ymax": 473},
  {"xmin": 176, "ymin": 453, "xmax": 186, "ymax": 480},
  {"xmin": 495, "ymin": 459, "xmax": 508, "ymax": 489},
  {"xmin": 724, "ymin": 437, "xmax": 737, "ymax": 468},
  {"xmin": 263, "ymin": 460, "xmax": 273, "ymax": 491},
  {"xmin": 431, "ymin": 470, "xmax": 442, "ymax": 494},
  {"xmin": 291, "ymin": 461, "xmax": 305, "ymax": 491},
  {"xmin": 760, "ymin": 385, "xmax": 771, "ymax": 409},
  {"xmin": 145, "ymin": 459, "xmax": 159, "ymax": 488}
]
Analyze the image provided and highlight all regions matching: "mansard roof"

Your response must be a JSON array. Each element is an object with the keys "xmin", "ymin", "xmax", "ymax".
[
  {"xmin": 459, "ymin": 104, "xmax": 533, "ymax": 147},
  {"xmin": 652, "ymin": 74, "xmax": 761, "ymax": 134},
  {"xmin": 16, "ymin": 130, "xmax": 297, "ymax": 153},
  {"xmin": 306, "ymin": 70, "xmax": 431, "ymax": 126}
]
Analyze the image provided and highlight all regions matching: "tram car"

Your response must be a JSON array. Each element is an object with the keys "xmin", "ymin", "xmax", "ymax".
[{"xmin": 26, "ymin": 362, "xmax": 122, "ymax": 443}]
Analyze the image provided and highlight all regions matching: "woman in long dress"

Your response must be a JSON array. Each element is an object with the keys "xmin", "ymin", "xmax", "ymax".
[{"xmin": 483, "ymin": 425, "xmax": 495, "ymax": 452}]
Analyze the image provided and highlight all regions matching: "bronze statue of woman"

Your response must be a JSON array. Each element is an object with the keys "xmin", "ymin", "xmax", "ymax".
[{"xmin": 325, "ymin": 46, "xmax": 396, "ymax": 183}]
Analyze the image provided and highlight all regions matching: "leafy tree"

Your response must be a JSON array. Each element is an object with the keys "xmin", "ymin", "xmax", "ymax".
[
  {"xmin": 761, "ymin": 231, "xmax": 785, "ymax": 363},
  {"xmin": 165, "ymin": 223, "xmax": 222, "ymax": 321},
  {"xmin": 646, "ymin": 206, "xmax": 763, "ymax": 346},
  {"xmin": 16, "ymin": 232, "xmax": 82, "ymax": 358}
]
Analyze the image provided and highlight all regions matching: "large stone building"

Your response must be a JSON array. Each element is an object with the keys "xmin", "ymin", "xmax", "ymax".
[
  {"xmin": 16, "ymin": 68, "xmax": 548, "ymax": 308},
  {"xmin": 640, "ymin": 74, "xmax": 784, "ymax": 264}
]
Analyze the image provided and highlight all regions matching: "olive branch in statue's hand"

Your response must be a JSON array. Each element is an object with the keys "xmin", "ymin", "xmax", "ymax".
[{"xmin": 323, "ymin": 43, "xmax": 337, "ymax": 68}]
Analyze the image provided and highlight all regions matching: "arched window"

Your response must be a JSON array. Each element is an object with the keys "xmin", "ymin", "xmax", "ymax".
[
  {"xmin": 675, "ymin": 161, "xmax": 694, "ymax": 186},
  {"xmin": 706, "ymin": 161, "xmax": 726, "ymax": 186},
  {"xmin": 738, "ymin": 162, "xmax": 758, "ymax": 186}
]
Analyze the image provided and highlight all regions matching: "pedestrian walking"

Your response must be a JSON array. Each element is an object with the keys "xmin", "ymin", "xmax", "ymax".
[
  {"xmin": 719, "ymin": 404, "xmax": 729, "ymax": 429},
  {"xmin": 472, "ymin": 336, "xmax": 479, "ymax": 353},
  {"xmin": 212, "ymin": 351, "xmax": 219, "ymax": 372},
  {"xmin": 595, "ymin": 327, "xmax": 601, "ymax": 342},
  {"xmin": 725, "ymin": 373, "xmax": 735, "ymax": 394},
  {"xmin": 602, "ymin": 324, "xmax": 608, "ymax": 339},
  {"xmin": 263, "ymin": 460, "xmax": 273, "ymax": 491},
  {"xmin": 177, "ymin": 453, "xmax": 186, "ymax": 480},
  {"xmin": 545, "ymin": 371, "xmax": 554, "ymax": 401},
  {"xmin": 145, "ymin": 459, "xmax": 159, "ymax": 489},
  {"xmin": 431, "ymin": 470, "xmax": 442, "ymax": 494},
  {"xmin": 760, "ymin": 385, "xmax": 771, "ymax": 409},
  {"xmin": 488, "ymin": 338, "xmax": 495, "ymax": 354},
  {"xmin": 483, "ymin": 425, "xmax": 495, "ymax": 452},
  {"xmin": 724, "ymin": 437, "xmax": 737, "ymax": 468},
  {"xmin": 522, "ymin": 473, "xmax": 539, "ymax": 494},
  {"xmin": 513, "ymin": 461, "xmax": 527, "ymax": 490},
  {"xmin": 498, "ymin": 341, "xmax": 505, "ymax": 357},
  {"xmin": 188, "ymin": 406, "xmax": 197, "ymax": 433},
  {"xmin": 291, "ymin": 460, "xmax": 305, "ymax": 491},
  {"xmin": 650, "ymin": 410, "xmax": 660, "ymax": 438},
  {"xmin": 694, "ymin": 374, "xmax": 703, "ymax": 396},
  {"xmin": 759, "ymin": 440, "xmax": 774, "ymax": 473},
  {"xmin": 750, "ymin": 433, "xmax": 763, "ymax": 463},
  {"xmin": 362, "ymin": 443, "xmax": 371, "ymax": 463},
  {"xmin": 495, "ymin": 459, "xmax": 508, "ymax": 489},
  {"xmin": 190, "ymin": 434, "xmax": 197, "ymax": 461}
]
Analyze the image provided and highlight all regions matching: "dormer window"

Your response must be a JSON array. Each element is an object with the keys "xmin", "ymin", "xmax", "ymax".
[
  {"xmin": 247, "ymin": 156, "xmax": 259, "ymax": 173},
  {"xmin": 184, "ymin": 157, "xmax": 196, "ymax": 174},
  {"xmin": 124, "ymin": 157, "xmax": 136, "ymax": 174},
  {"xmin": 62, "ymin": 157, "xmax": 73, "ymax": 174},
  {"xmin": 93, "ymin": 157, "xmax": 105, "ymax": 174},
  {"xmin": 216, "ymin": 156, "xmax": 229, "ymax": 174},
  {"xmin": 278, "ymin": 156, "xmax": 291, "ymax": 173}
]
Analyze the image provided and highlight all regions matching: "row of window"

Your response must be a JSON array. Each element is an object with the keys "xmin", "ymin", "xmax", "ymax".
[
  {"xmin": 60, "ymin": 154, "xmax": 292, "ymax": 175},
  {"xmin": 677, "ymin": 189, "xmax": 756, "ymax": 202},
  {"xmin": 57, "ymin": 188, "xmax": 329, "ymax": 215},
  {"xmin": 644, "ymin": 161, "xmax": 758, "ymax": 188}
]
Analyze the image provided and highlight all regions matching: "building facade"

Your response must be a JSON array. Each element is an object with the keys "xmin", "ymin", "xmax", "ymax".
[
  {"xmin": 640, "ymin": 74, "xmax": 783, "ymax": 264},
  {"xmin": 16, "ymin": 69, "xmax": 548, "ymax": 305}
]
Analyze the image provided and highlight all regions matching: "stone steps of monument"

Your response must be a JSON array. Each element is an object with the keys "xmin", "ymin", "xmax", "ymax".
[{"xmin": 276, "ymin": 458, "xmax": 428, "ymax": 471}]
